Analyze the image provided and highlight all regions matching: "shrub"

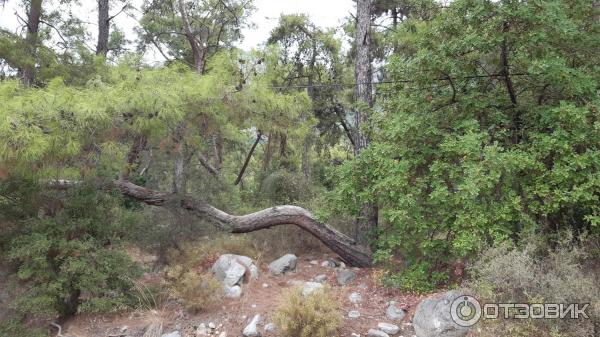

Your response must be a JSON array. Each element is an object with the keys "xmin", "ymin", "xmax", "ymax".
[
  {"xmin": 382, "ymin": 261, "xmax": 448, "ymax": 293},
  {"xmin": 467, "ymin": 231, "xmax": 600, "ymax": 337},
  {"xmin": 165, "ymin": 269, "xmax": 222, "ymax": 312},
  {"xmin": 260, "ymin": 170, "xmax": 311, "ymax": 204},
  {"xmin": 274, "ymin": 286, "xmax": 341, "ymax": 337},
  {"xmin": 7, "ymin": 185, "xmax": 142, "ymax": 318},
  {"xmin": 0, "ymin": 318, "xmax": 47, "ymax": 337}
]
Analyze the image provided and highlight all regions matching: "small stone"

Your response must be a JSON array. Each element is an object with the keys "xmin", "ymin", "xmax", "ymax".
[
  {"xmin": 377, "ymin": 323, "xmax": 400, "ymax": 334},
  {"xmin": 339, "ymin": 262, "xmax": 346, "ymax": 269},
  {"xmin": 349, "ymin": 292, "xmax": 362, "ymax": 303},
  {"xmin": 242, "ymin": 315, "xmax": 247, "ymax": 320},
  {"xmin": 218, "ymin": 332, "xmax": 227, "ymax": 337},
  {"xmin": 161, "ymin": 332, "xmax": 181, "ymax": 337},
  {"xmin": 120, "ymin": 326, "xmax": 128, "ymax": 332},
  {"xmin": 251, "ymin": 303, "xmax": 257, "ymax": 308},
  {"xmin": 313, "ymin": 274, "xmax": 327, "ymax": 283},
  {"xmin": 336, "ymin": 269, "xmax": 356, "ymax": 285},
  {"xmin": 321, "ymin": 260, "xmax": 336, "ymax": 268},
  {"xmin": 386, "ymin": 302, "xmax": 406, "ymax": 321},
  {"xmin": 224, "ymin": 285, "xmax": 242, "ymax": 298},
  {"xmin": 242, "ymin": 314, "xmax": 261, "ymax": 337},
  {"xmin": 302, "ymin": 282, "xmax": 324, "ymax": 296},
  {"xmin": 208, "ymin": 322, "xmax": 216, "ymax": 329},
  {"xmin": 348, "ymin": 310, "xmax": 361, "ymax": 318},
  {"xmin": 367, "ymin": 329, "xmax": 390, "ymax": 337},
  {"xmin": 287, "ymin": 279, "xmax": 305, "ymax": 286},
  {"xmin": 310, "ymin": 260, "xmax": 319, "ymax": 265},
  {"xmin": 262, "ymin": 283, "xmax": 269, "ymax": 288},
  {"xmin": 351, "ymin": 334, "xmax": 361, "ymax": 337},
  {"xmin": 264, "ymin": 323, "xmax": 275, "ymax": 332}
]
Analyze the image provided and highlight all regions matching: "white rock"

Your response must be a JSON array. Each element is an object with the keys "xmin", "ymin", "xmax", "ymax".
[
  {"xmin": 349, "ymin": 292, "xmax": 362, "ymax": 303},
  {"xmin": 386, "ymin": 301, "xmax": 406, "ymax": 321},
  {"xmin": 268, "ymin": 254, "xmax": 298, "ymax": 275},
  {"xmin": 264, "ymin": 323, "xmax": 276, "ymax": 332},
  {"xmin": 348, "ymin": 310, "xmax": 361, "ymax": 318},
  {"xmin": 367, "ymin": 329, "xmax": 390, "ymax": 337},
  {"xmin": 310, "ymin": 260, "xmax": 319, "ymax": 265},
  {"xmin": 302, "ymin": 282, "xmax": 324, "ymax": 296},
  {"xmin": 377, "ymin": 323, "xmax": 400, "ymax": 335},
  {"xmin": 313, "ymin": 274, "xmax": 327, "ymax": 283},
  {"xmin": 251, "ymin": 304, "xmax": 257, "ymax": 308},
  {"xmin": 218, "ymin": 332, "xmax": 227, "ymax": 337},
  {"xmin": 224, "ymin": 285, "xmax": 242, "ymax": 298},
  {"xmin": 208, "ymin": 322, "xmax": 216, "ymax": 329},
  {"xmin": 161, "ymin": 332, "xmax": 181, "ymax": 337},
  {"xmin": 351, "ymin": 334, "xmax": 361, "ymax": 337},
  {"xmin": 262, "ymin": 283, "xmax": 269, "ymax": 288},
  {"xmin": 242, "ymin": 314, "xmax": 261, "ymax": 337}
]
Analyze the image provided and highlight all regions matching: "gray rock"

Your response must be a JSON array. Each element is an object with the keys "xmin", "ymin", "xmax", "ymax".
[
  {"xmin": 349, "ymin": 292, "xmax": 362, "ymax": 303},
  {"xmin": 386, "ymin": 301, "xmax": 406, "ymax": 321},
  {"xmin": 413, "ymin": 291, "xmax": 470, "ymax": 337},
  {"xmin": 218, "ymin": 332, "xmax": 227, "ymax": 337},
  {"xmin": 224, "ymin": 285, "xmax": 242, "ymax": 298},
  {"xmin": 321, "ymin": 260, "xmax": 337, "ymax": 268},
  {"xmin": 367, "ymin": 329, "xmax": 390, "ymax": 337},
  {"xmin": 336, "ymin": 269, "xmax": 356, "ymax": 285},
  {"xmin": 161, "ymin": 332, "xmax": 181, "ymax": 337},
  {"xmin": 208, "ymin": 322, "xmax": 216, "ymax": 329},
  {"xmin": 264, "ymin": 323, "xmax": 275, "ymax": 332},
  {"xmin": 212, "ymin": 254, "xmax": 258, "ymax": 287},
  {"xmin": 313, "ymin": 274, "xmax": 327, "ymax": 283},
  {"xmin": 378, "ymin": 323, "xmax": 400, "ymax": 334},
  {"xmin": 268, "ymin": 254, "xmax": 298, "ymax": 275},
  {"xmin": 310, "ymin": 260, "xmax": 319, "ymax": 265},
  {"xmin": 348, "ymin": 310, "xmax": 361, "ymax": 318},
  {"xmin": 302, "ymin": 282, "xmax": 324, "ymax": 296},
  {"xmin": 243, "ymin": 314, "xmax": 261, "ymax": 337}
]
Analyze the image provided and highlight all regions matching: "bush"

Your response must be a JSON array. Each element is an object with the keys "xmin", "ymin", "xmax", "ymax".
[
  {"xmin": 467, "ymin": 231, "xmax": 600, "ymax": 337},
  {"xmin": 165, "ymin": 269, "xmax": 222, "ymax": 312},
  {"xmin": 7, "ymin": 185, "xmax": 142, "ymax": 318},
  {"xmin": 0, "ymin": 318, "xmax": 47, "ymax": 337},
  {"xmin": 274, "ymin": 286, "xmax": 341, "ymax": 337},
  {"xmin": 260, "ymin": 170, "xmax": 312, "ymax": 204},
  {"xmin": 382, "ymin": 261, "xmax": 448, "ymax": 293}
]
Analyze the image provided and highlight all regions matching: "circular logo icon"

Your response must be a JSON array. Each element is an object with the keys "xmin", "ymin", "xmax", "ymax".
[{"xmin": 450, "ymin": 295, "xmax": 482, "ymax": 327}]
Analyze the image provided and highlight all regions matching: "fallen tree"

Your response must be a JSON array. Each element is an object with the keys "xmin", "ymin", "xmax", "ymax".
[{"xmin": 111, "ymin": 179, "xmax": 373, "ymax": 267}]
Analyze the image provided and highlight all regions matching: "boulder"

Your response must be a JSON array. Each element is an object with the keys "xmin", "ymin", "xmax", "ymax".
[
  {"xmin": 336, "ymin": 269, "xmax": 356, "ymax": 285},
  {"xmin": 377, "ymin": 323, "xmax": 400, "ymax": 334},
  {"xmin": 268, "ymin": 254, "xmax": 298, "ymax": 275},
  {"xmin": 386, "ymin": 301, "xmax": 406, "ymax": 321},
  {"xmin": 367, "ymin": 329, "xmax": 390, "ymax": 337},
  {"xmin": 413, "ymin": 291, "xmax": 470, "ymax": 337},
  {"xmin": 302, "ymin": 282, "xmax": 324, "ymax": 296},
  {"xmin": 242, "ymin": 314, "xmax": 261, "ymax": 337},
  {"xmin": 212, "ymin": 254, "xmax": 258, "ymax": 286}
]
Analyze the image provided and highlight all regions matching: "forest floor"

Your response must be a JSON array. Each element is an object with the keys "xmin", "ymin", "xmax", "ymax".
[{"xmin": 61, "ymin": 253, "xmax": 428, "ymax": 337}]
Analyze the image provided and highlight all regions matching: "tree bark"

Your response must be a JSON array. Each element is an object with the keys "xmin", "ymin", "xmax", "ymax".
[
  {"xmin": 178, "ymin": 0, "xmax": 206, "ymax": 74},
  {"xmin": 96, "ymin": 0, "xmax": 110, "ymax": 56},
  {"xmin": 20, "ymin": 0, "xmax": 43, "ymax": 86},
  {"xmin": 354, "ymin": 0, "xmax": 378, "ymax": 248},
  {"xmin": 112, "ymin": 179, "xmax": 373, "ymax": 267},
  {"xmin": 234, "ymin": 131, "xmax": 262, "ymax": 185}
]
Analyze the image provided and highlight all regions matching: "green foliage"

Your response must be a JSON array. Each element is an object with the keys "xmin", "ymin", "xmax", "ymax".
[
  {"xmin": 330, "ymin": 0, "xmax": 600, "ymax": 281},
  {"xmin": 7, "ymin": 185, "xmax": 141, "ymax": 317},
  {"xmin": 0, "ymin": 318, "xmax": 47, "ymax": 337},
  {"xmin": 274, "ymin": 286, "xmax": 341, "ymax": 337},
  {"xmin": 260, "ymin": 169, "xmax": 312, "ymax": 204},
  {"xmin": 382, "ymin": 261, "xmax": 448, "ymax": 293},
  {"xmin": 165, "ymin": 269, "xmax": 222, "ymax": 312}
]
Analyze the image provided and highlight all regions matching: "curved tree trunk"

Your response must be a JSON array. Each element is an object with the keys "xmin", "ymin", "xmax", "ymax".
[{"xmin": 112, "ymin": 179, "xmax": 373, "ymax": 267}]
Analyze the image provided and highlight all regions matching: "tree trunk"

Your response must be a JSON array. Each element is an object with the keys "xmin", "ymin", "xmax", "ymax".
[
  {"xmin": 96, "ymin": 0, "xmax": 110, "ymax": 56},
  {"xmin": 112, "ymin": 179, "xmax": 373, "ymax": 267},
  {"xmin": 172, "ymin": 124, "xmax": 187, "ymax": 194},
  {"xmin": 20, "ymin": 0, "xmax": 43, "ymax": 86},
  {"xmin": 354, "ymin": 0, "xmax": 378, "ymax": 248},
  {"xmin": 178, "ymin": 0, "xmax": 206, "ymax": 74}
]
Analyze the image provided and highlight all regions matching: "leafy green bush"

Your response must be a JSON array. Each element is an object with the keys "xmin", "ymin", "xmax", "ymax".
[
  {"xmin": 467, "ymin": 231, "xmax": 599, "ymax": 337},
  {"xmin": 329, "ymin": 0, "xmax": 600, "ymax": 282},
  {"xmin": 0, "ymin": 318, "xmax": 47, "ymax": 337},
  {"xmin": 7, "ymin": 185, "xmax": 142, "ymax": 318},
  {"xmin": 382, "ymin": 262, "xmax": 448, "ymax": 293},
  {"xmin": 274, "ymin": 286, "xmax": 341, "ymax": 337},
  {"xmin": 261, "ymin": 169, "xmax": 311, "ymax": 204}
]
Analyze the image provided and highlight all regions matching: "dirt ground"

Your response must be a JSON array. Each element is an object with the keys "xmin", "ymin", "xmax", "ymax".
[{"xmin": 62, "ymin": 254, "xmax": 426, "ymax": 337}]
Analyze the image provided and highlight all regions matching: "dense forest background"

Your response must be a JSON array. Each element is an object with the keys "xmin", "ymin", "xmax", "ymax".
[{"xmin": 0, "ymin": 0, "xmax": 599, "ymax": 336}]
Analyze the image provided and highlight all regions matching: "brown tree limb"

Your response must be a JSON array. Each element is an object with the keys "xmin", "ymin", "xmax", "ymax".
[{"xmin": 233, "ymin": 131, "xmax": 262, "ymax": 186}]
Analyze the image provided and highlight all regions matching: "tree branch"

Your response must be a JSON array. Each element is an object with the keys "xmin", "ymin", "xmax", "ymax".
[{"xmin": 234, "ymin": 131, "xmax": 262, "ymax": 185}]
